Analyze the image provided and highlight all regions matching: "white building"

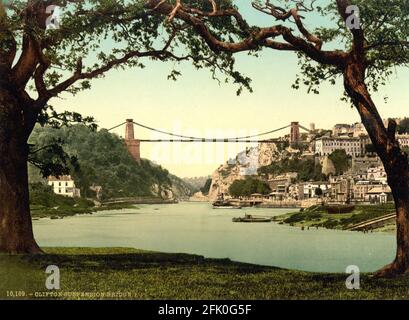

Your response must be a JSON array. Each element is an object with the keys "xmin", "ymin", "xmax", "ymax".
[
  {"xmin": 367, "ymin": 166, "xmax": 387, "ymax": 182},
  {"xmin": 48, "ymin": 175, "xmax": 81, "ymax": 198},
  {"xmin": 314, "ymin": 136, "xmax": 362, "ymax": 157},
  {"xmin": 301, "ymin": 181, "xmax": 331, "ymax": 199},
  {"xmin": 332, "ymin": 123, "xmax": 367, "ymax": 138},
  {"xmin": 367, "ymin": 185, "xmax": 393, "ymax": 204},
  {"xmin": 398, "ymin": 134, "xmax": 409, "ymax": 148}
]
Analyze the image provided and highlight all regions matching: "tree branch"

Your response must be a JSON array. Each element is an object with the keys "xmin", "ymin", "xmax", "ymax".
[{"xmin": 145, "ymin": 0, "xmax": 347, "ymax": 66}]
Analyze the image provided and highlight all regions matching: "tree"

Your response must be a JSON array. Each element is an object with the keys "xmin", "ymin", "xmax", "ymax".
[
  {"xmin": 29, "ymin": 125, "xmax": 175, "ymax": 199},
  {"xmin": 0, "ymin": 0, "xmax": 240, "ymax": 253},
  {"xmin": 148, "ymin": 0, "xmax": 409, "ymax": 276},
  {"xmin": 228, "ymin": 179, "xmax": 245, "ymax": 198},
  {"xmin": 228, "ymin": 178, "xmax": 271, "ymax": 197},
  {"xmin": 397, "ymin": 118, "xmax": 409, "ymax": 134},
  {"xmin": 329, "ymin": 150, "xmax": 351, "ymax": 175},
  {"xmin": 314, "ymin": 187, "xmax": 323, "ymax": 198}
]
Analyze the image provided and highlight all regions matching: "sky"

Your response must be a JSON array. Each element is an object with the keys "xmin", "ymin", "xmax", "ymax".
[{"xmin": 49, "ymin": 1, "xmax": 409, "ymax": 178}]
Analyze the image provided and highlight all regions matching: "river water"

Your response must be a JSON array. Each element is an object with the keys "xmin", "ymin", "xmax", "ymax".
[{"xmin": 33, "ymin": 202, "xmax": 395, "ymax": 273}]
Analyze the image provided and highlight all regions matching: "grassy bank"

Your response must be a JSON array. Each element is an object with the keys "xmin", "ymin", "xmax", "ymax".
[
  {"xmin": 29, "ymin": 183, "xmax": 171, "ymax": 219},
  {"xmin": 30, "ymin": 190, "xmax": 135, "ymax": 219},
  {"xmin": 1, "ymin": 247, "xmax": 408, "ymax": 300},
  {"xmin": 30, "ymin": 202, "xmax": 135, "ymax": 220},
  {"xmin": 273, "ymin": 203, "xmax": 396, "ymax": 231}
]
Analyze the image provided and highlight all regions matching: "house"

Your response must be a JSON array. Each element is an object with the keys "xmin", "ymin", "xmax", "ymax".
[
  {"xmin": 314, "ymin": 136, "xmax": 363, "ymax": 157},
  {"xmin": 367, "ymin": 166, "xmax": 387, "ymax": 182},
  {"xmin": 330, "ymin": 176, "xmax": 353, "ymax": 203},
  {"xmin": 300, "ymin": 181, "xmax": 331, "ymax": 199},
  {"xmin": 48, "ymin": 175, "xmax": 81, "ymax": 198},
  {"xmin": 353, "ymin": 180, "xmax": 385, "ymax": 202},
  {"xmin": 367, "ymin": 185, "xmax": 393, "ymax": 204}
]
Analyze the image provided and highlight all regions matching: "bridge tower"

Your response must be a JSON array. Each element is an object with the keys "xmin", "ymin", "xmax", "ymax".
[
  {"xmin": 124, "ymin": 119, "xmax": 141, "ymax": 164},
  {"xmin": 290, "ymin": 122, "xmax": 300, "ymax": 145}
]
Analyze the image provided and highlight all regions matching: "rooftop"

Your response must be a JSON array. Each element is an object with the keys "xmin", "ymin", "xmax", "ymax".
[{"xmin": 48, "ymin": 175, "xmax": 73, "ymax": 182}]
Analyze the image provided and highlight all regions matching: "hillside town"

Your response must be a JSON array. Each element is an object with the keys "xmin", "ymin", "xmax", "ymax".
[{"xmin": 208, "ymin": 118, "xmax": 409, "ymax": 207}]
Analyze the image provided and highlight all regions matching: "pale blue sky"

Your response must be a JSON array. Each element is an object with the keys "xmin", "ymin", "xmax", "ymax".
[{"xmin": 50, "ymin": 1, "xmax": 409, "ymax": 177}]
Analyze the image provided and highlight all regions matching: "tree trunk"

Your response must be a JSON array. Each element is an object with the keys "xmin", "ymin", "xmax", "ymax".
[
  {"xmin": 344, "ymin": 60, "xmax": 409, "ymax": 277},
  {"xmin": 0, "ymin": 88, "xmax": 42, "ymax": 254}
]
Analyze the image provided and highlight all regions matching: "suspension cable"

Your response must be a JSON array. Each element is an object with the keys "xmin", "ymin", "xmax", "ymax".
[
  {"xmin": 132, "ymin": 121, "xmax": 291, "ymax": 141},
  {"xmin": 107, "ymin": 120, "xmax": 309, "ymax": 141}
]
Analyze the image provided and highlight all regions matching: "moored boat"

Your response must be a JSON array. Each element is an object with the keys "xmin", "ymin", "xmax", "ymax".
[
  {"xmin": 232, "ymin": 214, "xmax": 272, "ymax": 223},
  {"xmin": 213, "ymin": 205, "xmax": 242, "ymax": 209}
]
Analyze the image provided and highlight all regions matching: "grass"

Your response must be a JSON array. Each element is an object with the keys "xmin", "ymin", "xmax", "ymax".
[
  {"xmin": 30, "ymin": 202, "xmax": 135, "ymax": 219},
  {"xmin": 274, "ymin": 204, "xmax": 396, "ymax": 231},
  {"xmin": 1, "ymin": 247, "xmax": 409, "ymax": 300}
]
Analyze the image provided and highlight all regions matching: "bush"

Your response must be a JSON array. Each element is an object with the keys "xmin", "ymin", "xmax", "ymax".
[{"xmin": 228, "ymin": 178, "xmax": 271, "ymax": 197}]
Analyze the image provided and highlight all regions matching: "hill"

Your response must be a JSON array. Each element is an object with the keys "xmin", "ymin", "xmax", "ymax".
[{"xmin": 28, "ymin": 125, "xmax": 194, "ymax": 200}]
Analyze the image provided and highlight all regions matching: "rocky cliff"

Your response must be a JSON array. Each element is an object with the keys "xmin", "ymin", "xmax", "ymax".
[{"xmin": 208, "ymin": 143, "xmax": 282, "ymax": 201}]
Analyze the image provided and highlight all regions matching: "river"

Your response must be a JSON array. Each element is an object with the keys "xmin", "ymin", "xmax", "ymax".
[{"xmin": 33, "ymin": 202, "xmax": 395, "ymax": 273}]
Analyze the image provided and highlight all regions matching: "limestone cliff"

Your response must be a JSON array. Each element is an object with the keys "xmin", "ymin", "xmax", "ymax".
[{"xmin": 208, "ymin": 143, "xmax": 282, "ymax": 201}]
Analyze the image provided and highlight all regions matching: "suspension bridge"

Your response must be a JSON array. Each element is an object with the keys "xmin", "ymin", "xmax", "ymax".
[{"xmin": 107, "ymin": 119, "xmax": 312, "ymax": 162}]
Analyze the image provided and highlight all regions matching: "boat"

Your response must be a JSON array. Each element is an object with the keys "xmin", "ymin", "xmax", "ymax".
[
  {"xmin": 213, "ymin": 205, "xmax": 242, "ymax": 209},
  {"xmin": 232, "ymin": 214, "xmax": 272, "ymax": 223},
  {"xmin": 212, "ymin": 193, "xmax": 240, "ymax": 208}
]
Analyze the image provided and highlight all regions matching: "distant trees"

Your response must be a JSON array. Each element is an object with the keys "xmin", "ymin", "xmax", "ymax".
[
  {"xmin": 397, "ymin": 118, "xmax": 409, "ymax": 134},
  {"xmin": 328, "ymin": 150, "xmax": 351, "ymax": 175},
  {"xmin": 258, "ymin": 158, "xmax": 324, "ymax": 182},
  {"xmin": 29, "ymin": 125, "xmax": 173, "ymax": 199},
  {"xmin": 228, "ymin": 178, "xmax": 271, "ymax": 198}
]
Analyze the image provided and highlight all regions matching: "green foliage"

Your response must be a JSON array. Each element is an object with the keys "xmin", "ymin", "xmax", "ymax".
[
  {"xmin": 294, "ymin": 0, "xmax": 409, "ymax": 98},
  {"xmin": 258, "ymin": 158, "xmax": 325, "ymax": 182},
  {"xmin": 328, "ymin": 150, "xmax": 351, "ymax": 175},
  {"xmin": 339, "ymin": 204, "xmax": 396, "ymax": 227},
  {"xmin": 279, "ymin": 203, "xmax": 396, "ymax": 230},
  {"xmin": 200, "ymin": 178, "xmax": 212, "ymax": 195},
  {"xmin": 397, "ymin": 118, "xmax": 409, "ymax": 134},
  {"xmin": 283, "ymin": 211, "xmax": 323, "ymax": 224},
  {"xmin": 29, "ymin": 125, "xmax": 174, "ymax": 199},
  {"xmin": 228, "ymin": 178, "xmax": 271, "ymax": 197},
  {"xmin": 4, "ymin": 0, "xmax": 250, "ymax": 97},
  {"xmin": 29, "ymin": 182, "xmax": 94, "ymax": 218}
]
